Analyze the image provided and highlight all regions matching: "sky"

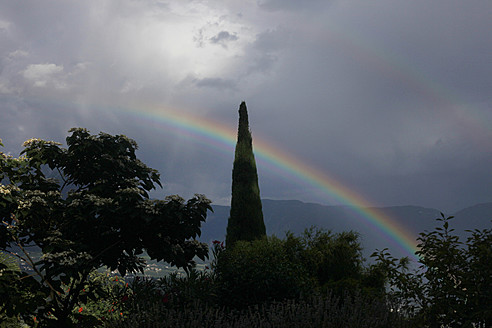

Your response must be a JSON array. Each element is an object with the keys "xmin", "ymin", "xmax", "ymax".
[{"xmin": 1, "ymin": 0, "xmax": 491, "ymax": 214}]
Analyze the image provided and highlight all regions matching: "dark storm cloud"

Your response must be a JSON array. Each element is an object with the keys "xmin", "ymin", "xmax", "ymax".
[
  {"xmin": 235, "ymin": 0, "xmax": 492, "ymax": 210},
  {"xmin": 335, "ymin": 0, "xmax": 492, "ymax": 103},
  {"xmin": 210, "ymin": 31, "xmax": 239, "ymax": 47},
  {"xmin": 0, "ymin": 0, "xmax": 491, "ymax": 211},
  {"xmin": 237, "ymin": 28, "xmax": 292, "ymax": 75}
]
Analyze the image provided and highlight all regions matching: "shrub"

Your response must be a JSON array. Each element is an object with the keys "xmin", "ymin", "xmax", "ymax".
[
  {"xmin": 157, "ymin": 268, "xmax": 218, "ymax": 308},
  {"xmin": 73, "ymin": 271, "xmax": 132, "ymax": 326},
  {"xmin": 215, "ymin": 236, "xmax": 313, "ymax": 308},
  {"xmin": 373, "ymin": 213, "xmax": 492, "ymax": 328},
  {"xmin": 285, "ymin": 228, "xmax": 387, "ymax": 299},
  {"xmin": 214, "ymin": 228, "xmax": 387, "ymax": 309}
]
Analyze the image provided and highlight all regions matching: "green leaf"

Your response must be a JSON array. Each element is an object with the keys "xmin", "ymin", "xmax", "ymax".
[{"xmin": 0, "ymin": 129, "xmax": 213, "ymax": 325}]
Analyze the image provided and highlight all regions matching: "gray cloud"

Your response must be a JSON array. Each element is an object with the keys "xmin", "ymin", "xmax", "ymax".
[
  {"xmin": 256, "ymin": 0, "xmax": 329, "ymax": 12},
  {"xmin": 193, "ymin": 77, "xmax": 237, "ymax": 90},
  {"xmin": 0, "ymin": 19, "xmax": 10, "ymax": 32},
  {"xmin": 0, "ymin": 0, "xmax": 491, "ymax": 214},
  {"xmin": 210, "ymin": 31, "xmax": 239, "ymax": 47},
  {"xmin": 22, "ymin": 63, "xmax": 65, "ymax": 88}
]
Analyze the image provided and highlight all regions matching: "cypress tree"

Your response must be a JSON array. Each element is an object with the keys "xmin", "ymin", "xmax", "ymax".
[{"xmin": 226, "ymin": 102, "xmax": 266, "ymax": 247}]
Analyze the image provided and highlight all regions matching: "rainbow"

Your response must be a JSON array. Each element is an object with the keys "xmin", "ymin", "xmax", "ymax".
[{"xmin": 112, "ymin": 104, "xmax": 420, "ymax": 261}]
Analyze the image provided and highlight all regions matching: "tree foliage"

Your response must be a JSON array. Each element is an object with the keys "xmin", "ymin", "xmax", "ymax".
[
  {"xmin": 216, "ymin": 228, "xmax": 386, "ymax": 309},
  {"xmin": 226, "ymin": 102, "xmax": 266, "ymax": 248},
  {"xmin": 0, "ymin": 128, "xmax": 211, "ymax": 326},
  {"xmin": 373, "ymin": 213, "xmax": 492, "ymax": 328},
  {"xmin": 215, "ymin": 236, "xmax": 311, "ymax": 308}
]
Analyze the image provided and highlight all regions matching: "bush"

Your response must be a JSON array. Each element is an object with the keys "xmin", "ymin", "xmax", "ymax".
[
  {"xmin": 73, "ymin": 271, "xmax": 132, "ymax": 326},
  {"xmin": 157, "ymin": 268, "xmax": 218, "ymax": 308},
  {"xmin": 373, "ymin": 213, "xmax": 492, "ymax": 328},
  {"xmin": 215, "ymin": 236, "xmax": 313, "ymax": 308},
  {"xmin": 214, "ymin": 228, "xmax": 387, "ymax": 309},
  {"xmin": 288, "ymin": 228, "xmax": 386, "ymax": 298}
]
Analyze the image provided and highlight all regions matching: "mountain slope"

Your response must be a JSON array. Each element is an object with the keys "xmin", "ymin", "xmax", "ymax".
[{"xmin": 201, "ymin": 200, "xmax": 491, "ymax": 261}]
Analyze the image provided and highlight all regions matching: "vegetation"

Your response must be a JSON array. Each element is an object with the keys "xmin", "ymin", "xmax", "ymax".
[
  {"xmin": 226, "ymin": 102, "xmax": 266, "ymax": 247},
  {"xmin": 0, "ymin": 129, "xmax": 211, "ymax": 326},
  {"xmin": 104, "ymin": 292, "xmax": 410, "ymax": 328},
  {"xmin": 373, "ymin": 213, "xmax": 491, "ymax": 328},
  {"xmin": 215, "ymin": 228, "xmax": 386, "ymax": 309},
  {"xmin": 1, "ymin": 131, "xmax": 490, "ymax": 328}
]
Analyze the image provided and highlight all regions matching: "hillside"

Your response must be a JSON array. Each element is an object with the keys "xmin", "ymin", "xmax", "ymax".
[{"xmin": 201, "ymin": 200, "xmax": 492, "ymax": 261}]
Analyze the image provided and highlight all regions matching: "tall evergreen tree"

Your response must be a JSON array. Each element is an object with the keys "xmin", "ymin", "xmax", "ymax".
[{"xmin": 226, "ymin": 102, "xmax": 266, "ymax": 247}]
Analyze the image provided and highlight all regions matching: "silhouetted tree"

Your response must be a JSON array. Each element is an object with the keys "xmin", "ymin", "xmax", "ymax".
[
  {"xmin": 0, "ymin": 129, "xmax": 211, "ymax": 326},
  {"xmin": 226, "ymin": 102, "xmax": 266, "ymax": 247},
  {"xmin": 373, "ymin": 214, "xmax": 492, "ymax": 328}
]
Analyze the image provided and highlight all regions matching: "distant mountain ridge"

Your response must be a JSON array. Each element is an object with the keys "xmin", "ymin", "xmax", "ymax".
[{"xmin": 200, "ymin": 200, "xmax": 492, "ymax": 261}]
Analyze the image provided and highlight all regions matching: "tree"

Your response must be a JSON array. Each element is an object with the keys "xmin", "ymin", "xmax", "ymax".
[
  {"xmin": 373, "ymin": 213, "xmax": 492, "ymax": 328},
  {"xmin": 415, "ymin": 214, "xmax": 492, "ymax": 328},
  {"xmin": 215, "ymin": 228, "xmax": 387, "ymax": 309},
  {"xmin": 0, "ymin": 128, "xmax": 211, "ymax": 327},
  {"xmin": 226, "ymin": 102, "xmax": 266, "ymax": 248}
]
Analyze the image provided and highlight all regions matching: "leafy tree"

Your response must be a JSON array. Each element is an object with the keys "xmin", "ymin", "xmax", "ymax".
[
  {"xmin": 416, "ymin": 214, "xmax": 492, "ymax": 328},
  {"xmin": 373, "ymin": 213, "xmax": 492, "ymax": 328},
  {"xmin": 226, "ymin": 102, "xmax": 266, "ymax": 248},
  {"xmin": 416, "ymin": 214, "xmax": 467, "ymax": 327},
  {"xmin": 463, "ymin": 226, "xmax": 492, "ymax": 327},
  {"xmin": 297, "ymin": 228, "xmax": 363, "ymax": 283},
  {"xmin": 0, "ymin": 128, "xmax": 211, "ymax": 327},
  {"xmin": 370, "ymin": 249, "xmax": 425, "ymax": 324},
  {"xmin": 287, "ymin": 228, "xmax": 386, "ymax": 299}
]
